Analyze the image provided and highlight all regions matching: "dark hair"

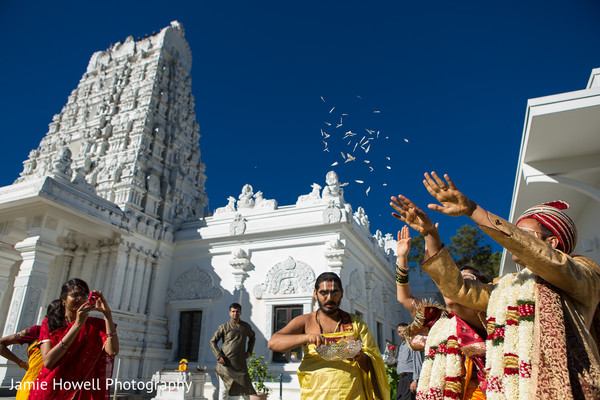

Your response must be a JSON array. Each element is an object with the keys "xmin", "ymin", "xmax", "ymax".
[
  {"xmin": 314, "ymin": 272, "xmax": 342, "ymax": 291},
  {"xmin": 397, "ymin": 322, "xmax": 408, "ymax": 328},
  {"xmin": 459, "ymin": 265, "xmax": 491, "ymax": 284},
  {"xmin": 47, "ymin": 279, "xmax": 90, "ymax": 332},
  {"xmin": 229, "ymin": 303, "xmax": 242, "ymax": 311}
]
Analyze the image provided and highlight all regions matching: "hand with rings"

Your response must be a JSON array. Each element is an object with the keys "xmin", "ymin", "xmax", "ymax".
[
  {"xmin": 423, "ymin": 172, "xmax": 477, "ymax": 217},
  {"xmin": 390, "ymin": 195, "xmax": 437, "ymax": 236}
]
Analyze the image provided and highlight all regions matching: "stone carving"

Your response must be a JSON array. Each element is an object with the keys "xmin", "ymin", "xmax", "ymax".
[
  {"xmin": 14, "ymin": 21, "xmax": 208, "ymax": 228},
  {"xmin": 52, "ymin": 147, "xmax": 73, "ymax": 180},
  {"xmin": 254, "ymin": 191, "xmax": 277, "ymax": 209},
  {"xmin": 374, "ymin": 230, "xmax": 385, "ymax": 247},
  {"xmin": 167, "ymin": 266, "xmax": 223, "ymax": 301},
  {"xmin": 253, "ymin": 256, "xmax": 315, "ymax": 299},
  {"xmin": 324, "ymin": 239, "xmax": 345, "ymax": 273},
  {"xmin": 323, "ymin": 200, "xmax": 342, "ymax": 224},
  {"xmin": 354, "ymin": 207, "xmax": 370, "ymax": 228},
  {"xmin": 346, "ymin": 269, "xmax": 366, "ymax": 304},
  {"xmin": 321, "ymin": 171, "xmax": 345, "ymax": 203},
  {"xmin": 230, "ymin": 248, "xmax": 251, "ymax": 290},
  {"xmin": 297, "ymin": 183, "xmax": 322, "ymax": 205},
  {"xmin": 237, "ymin": 184, "xmax": 255, "ymax": 209},
  {"xmin": 230, "ymin": 213, "xmax": 246, "ymax": 235},
  {"xmin": 370, "ymin": 282, "xmax": 385, "ymax": 316},
  {"xmin": 215, "ymin": 196, "xmax": 236, "ymax": 214}
]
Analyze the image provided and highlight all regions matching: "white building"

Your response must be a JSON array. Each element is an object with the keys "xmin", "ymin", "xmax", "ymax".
[
  {"xmin": 501, "ymin": 67, "xmax": 600, "ymax": 274},
  {"xmin": 0, "ymin": 22, "xmax": 437, "ymax": 399}
]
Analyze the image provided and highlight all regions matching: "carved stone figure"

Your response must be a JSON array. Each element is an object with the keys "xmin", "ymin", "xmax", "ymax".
[
  {"xmin": 237, "ymin": 184, "xmax": 255, "ymax": 209},
  {"xmin": 297, "ymin": 183, "xmax": 322, "ymax": 205},
  {"xmin": 215, "ymin": 196, "xmax": 236, "ymax": 214},
  {"xmin": 321, "ymin": 170, "xmax": 345, "ymax": 203},
  {"xmin": 354, "ymin": 206, "xmax": 369, "ymax": 228},
  {"xmin": 52, "ymin": 147, "xmax": 73, "ymax": 179},
  {"xmin": 254, "ymin": 191, "xmax": 277, "ymax": 209}
]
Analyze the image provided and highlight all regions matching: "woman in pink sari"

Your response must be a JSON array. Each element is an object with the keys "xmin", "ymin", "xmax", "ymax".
[{"xmin": 29, "ymin": 279, "xmax": 119, "ymax": 400}]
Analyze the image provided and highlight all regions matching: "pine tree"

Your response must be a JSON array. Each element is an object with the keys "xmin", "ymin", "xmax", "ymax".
[{"xmin": 447, "ymin": 224, "xmax": 501, "ymax": 278}]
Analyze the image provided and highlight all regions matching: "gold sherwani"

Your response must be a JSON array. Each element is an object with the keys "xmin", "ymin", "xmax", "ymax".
[{"xmin": 421, "ymin": 212, "xmax": 600, "ymax": 399}]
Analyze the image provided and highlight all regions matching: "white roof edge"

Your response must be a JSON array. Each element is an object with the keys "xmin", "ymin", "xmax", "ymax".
[
  {"xmin": 526, "ymin": 86, "xmax": 600, "ymax": 108},
  {"xmin": 586, "ymin": 67, "xmax": 600, "ymax": 89}
]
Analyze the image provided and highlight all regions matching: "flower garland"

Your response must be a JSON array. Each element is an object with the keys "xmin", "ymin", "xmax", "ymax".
[
  {"xmin": 416, "ymin": 315, "xmax": 464, "ymax": 400},
  {"xmin": 485, "ymin": 269, "xmax": 536, "ymax": 400}
]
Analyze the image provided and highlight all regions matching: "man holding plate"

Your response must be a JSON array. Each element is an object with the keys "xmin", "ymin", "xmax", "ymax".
[{"xmin": 268, "ymin": 272, "xmax": 389, "ymax": 400}]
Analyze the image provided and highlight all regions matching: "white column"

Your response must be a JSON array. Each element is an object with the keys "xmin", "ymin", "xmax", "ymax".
[
  {"xmin": 0, "ymin": 236, "xmax": 60, "ymax": 386},
  {"xmin": 0, "ymin": 243, "xmax": 22, "ymax": 335}
]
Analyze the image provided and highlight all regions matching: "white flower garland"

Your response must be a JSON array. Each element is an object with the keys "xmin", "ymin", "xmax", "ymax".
[
  {"xmin": 416, "ymin": 315, "xmax": 463, "ymax": 400},
  {"xmin": 485, "ymin": 269, "xmax": 536, "ymax": 400}
]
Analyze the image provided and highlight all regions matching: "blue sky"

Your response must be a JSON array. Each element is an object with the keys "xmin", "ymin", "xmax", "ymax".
[{"xmin": 1, "ymin": 0, "xmax": 598, "ymax": 251}]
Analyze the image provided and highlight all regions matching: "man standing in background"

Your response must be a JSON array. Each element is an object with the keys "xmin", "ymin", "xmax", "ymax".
[
  {"xmin": 396, "ymin": 323, "xmax": 423, "ymax": 400},
  {"xmin": 210, "ymin": 303, "xmax": 257, "ymax": 400}
]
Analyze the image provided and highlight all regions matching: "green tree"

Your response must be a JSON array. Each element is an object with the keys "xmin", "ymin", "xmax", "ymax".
[{"xmin": 447, "ymin": 224, "xmax": 501, "ymax": 279}]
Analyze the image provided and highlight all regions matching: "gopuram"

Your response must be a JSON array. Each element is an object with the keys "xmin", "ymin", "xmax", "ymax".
[{"xmin": 0, "ymin": 21, "xmax": 439, "ymax": 399}]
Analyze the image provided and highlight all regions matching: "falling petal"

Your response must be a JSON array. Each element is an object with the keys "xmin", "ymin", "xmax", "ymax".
[
  {"xmin": 355, "ymin": 180, "xmax": 364, "ymax": 184},
  {"xmin": 321, "ymin": 96, "xmax": 325, "ymax": 102},
  {"xmin": 342, "ymin": 113, "xmax": 348, "ymax": 116},
  {"xmin": 369, "ymin": 166, "xmax": 374, "ymax": 172},
  {"xmin": 365, "ymin": 144, "xmax": 370, "ymax": 153},
  {"xmin": 341, "ymin": 152, "xmax": 346, "ymax": 159},
  {"xmin": 336, "ymin": 123, "xmax": 343, "ymax": 128},
  {"xmin": 353, "ymin": 143, "xmax": 358, "ymax": 152},
  {"xmin": 324, "ymin": 133, "xmax": 330, "ymax": 139},
  {"xmin": 324, "ymin": 121, "xmax": 332, "ymax": 126},
  {"xmin": 373, "ymin": 110, "xmax": 381, "ymax": 114},
  {"xmin": 364, "ymin": 160, "xmax": 370, "ymax": 164},
  {"xmin": 356, "ymin": 95, "xmax": 362, "ymax": 99},
  {"xmin": 386, "ymin": 156, "xmax": 391, "ymax": 160},
  {"xmin": 386, "ymin": 166, "xmax": 391, "ymax": 169},
  {"xmin": 404, "ymin": 138, "xmax": 409, "ymax": 142},
  {"xmin": 385, "ymin": 136, "xmax": 389, "ymax": 139},
  {"xmin": 340, "ymin": 182, "xmax": 349, "ymax": 187},
  {"xmin": 331, "ymin": 161, "xmax": 339, "ymax": 166},
  {"xmin": 324, "ymin": 148, "xmax": 329, "ymax": 152},
  {"xmin": 383, "ymin": 183, "xmax": 387, "ymax": 186},
  {"xmin": 366, "ymin": 187, "xmax": 371, "ymax": 196},
  {"xmin": 329, "ymin": 106, "xmax": 335, "ymax": 113}
]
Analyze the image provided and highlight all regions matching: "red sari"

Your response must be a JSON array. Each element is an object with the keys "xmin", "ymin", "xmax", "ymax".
[{"xmin": 29, "ymin": 317, "xmax": 113, "ymax": 400}]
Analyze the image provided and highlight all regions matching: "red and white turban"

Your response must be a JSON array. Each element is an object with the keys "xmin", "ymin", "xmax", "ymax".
[{"xmin": 516, "ymin": 201, "xmax": 577, "ymax": 254}]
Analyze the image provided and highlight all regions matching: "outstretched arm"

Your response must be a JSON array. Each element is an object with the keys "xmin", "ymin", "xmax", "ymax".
[
  {"xmin": 268, "ymin": 314, "xmax": 325, "ymax": 352},
  {"xmin": 395, "ymin": 226, "xmax": 418, "ymax": 314},
  {"xmin": 423, "ymin": 172, "xmax": 488, "ymax": 224},
  {"xmin": 390, "ymin": 195, "xmax": 443, "ymax": 259}
]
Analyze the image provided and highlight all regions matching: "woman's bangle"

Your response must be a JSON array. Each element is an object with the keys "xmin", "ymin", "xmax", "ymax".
[
  {"xmin": 106, "ymin": 330, "xmax": 117, "ymax": 338},
  {"xmin": 396, "ymin": 265, "xmax": 409, "ymax": 285},
  {"xmin": 59, "ymin": 339, "xmax": 69, "ymax": 349}
]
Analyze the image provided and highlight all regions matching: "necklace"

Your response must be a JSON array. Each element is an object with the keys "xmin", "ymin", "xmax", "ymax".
[{"xmin": 315, "ymin": 309, "xmax": 341, "ymax": 334}]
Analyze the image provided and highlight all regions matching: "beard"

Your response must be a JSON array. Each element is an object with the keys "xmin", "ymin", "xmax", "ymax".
[{"xmin": 318, "ymin": 298, "xmax": 339, "ymax": 315}]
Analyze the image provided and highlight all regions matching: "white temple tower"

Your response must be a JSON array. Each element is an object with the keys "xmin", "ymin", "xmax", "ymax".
[{"xmin": 0, "ymin": 21, "xmax": 207, "ymax": 384}]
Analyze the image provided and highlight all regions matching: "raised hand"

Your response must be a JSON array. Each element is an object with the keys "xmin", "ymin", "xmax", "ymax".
[
  {"xmin": 396, "ymin": 226, "xmax": 411, "ymax": 258},
  {"xmin": 92, "ymin": 291, "xmax": 112, "ymax": 317},
  {"xmin": 423, "ymin": 172, "xmax": 476, "ymax": 217},
  {"xmin": 390, "ymin": 195, "xmax": 437, "ymax": 236}
]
